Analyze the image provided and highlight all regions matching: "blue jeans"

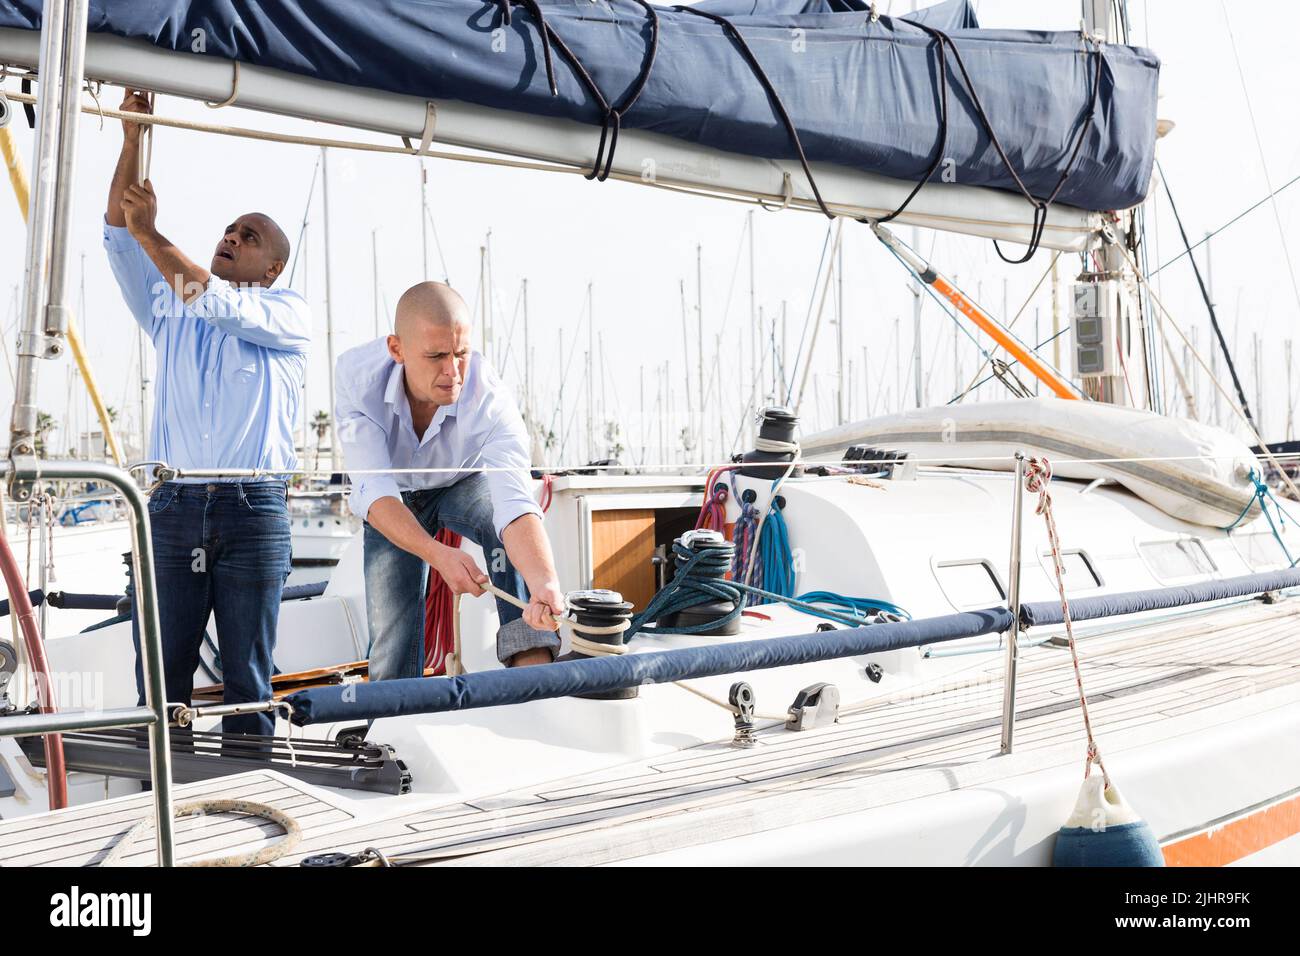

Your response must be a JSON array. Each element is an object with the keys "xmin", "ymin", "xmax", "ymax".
[
  {"xmin": 363, "ymin": 472, "xmax": 559, "ymax": 682},
  {"xmin": 131, "ymin": 481, "xmax": 291, "ymax": 736}
]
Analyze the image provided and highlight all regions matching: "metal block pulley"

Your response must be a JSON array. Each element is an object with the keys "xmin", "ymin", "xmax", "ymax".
[{"xmin": 729, "ymin": 681, "xmax": 757, "ymax": 748}]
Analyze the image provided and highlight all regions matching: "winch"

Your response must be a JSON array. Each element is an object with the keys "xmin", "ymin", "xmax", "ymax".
[
  {"xmin": 563, "ymin": 588, "xmax": 638, "ymax": 700},
  {"xmin": 738, "ymin": 405, "xmax": 802, "ymax": 480},
  {"xmin": 659, "ymin": 529, "xmax": 741, "ymax": 636}
]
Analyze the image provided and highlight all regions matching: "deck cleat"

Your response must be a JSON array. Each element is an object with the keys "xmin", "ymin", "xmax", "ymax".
[{"xmin": 786, "ymin": 682, "xmax": 840, "ymax": 731}]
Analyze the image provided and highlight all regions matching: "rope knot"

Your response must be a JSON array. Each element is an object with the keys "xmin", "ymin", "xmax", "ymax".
[{"xmin": 1023, "ymin": 455, "xmax": 1053, "ymax": 514}]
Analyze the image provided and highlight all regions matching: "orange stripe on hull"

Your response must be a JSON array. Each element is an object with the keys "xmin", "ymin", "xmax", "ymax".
[{"xmin": 1162, "ymin": 793, "xmax": 1300, "ymax": 866}]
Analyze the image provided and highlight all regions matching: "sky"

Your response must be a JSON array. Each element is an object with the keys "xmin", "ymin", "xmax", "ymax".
[{"xmin": 2, "ymin": 0, "xmax": 1299, "ymax": 469}]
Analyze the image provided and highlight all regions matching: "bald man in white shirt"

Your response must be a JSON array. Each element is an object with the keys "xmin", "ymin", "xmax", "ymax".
[{"xmin": 335, "ymin": 282, "xmax": 564, "ymax": 679}]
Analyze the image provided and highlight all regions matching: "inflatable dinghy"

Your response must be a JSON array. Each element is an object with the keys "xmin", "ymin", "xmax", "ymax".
[{"xmin": 801, "ymin": 398, "xmax": 1260, "ymax": 528}]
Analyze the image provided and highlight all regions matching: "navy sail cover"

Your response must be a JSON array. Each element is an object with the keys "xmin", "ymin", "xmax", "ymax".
[{"xmin": 0, "ymin": 0, "xmax": 1159, "ymax": 211}]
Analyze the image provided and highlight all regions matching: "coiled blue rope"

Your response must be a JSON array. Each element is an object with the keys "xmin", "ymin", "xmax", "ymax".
[{"xmin": 627, "ymin": 541, "xmax": 910, "ymax": 638}]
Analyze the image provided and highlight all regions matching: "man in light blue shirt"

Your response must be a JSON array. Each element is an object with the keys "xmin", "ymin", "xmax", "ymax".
[
  {"xmin": 105, "ymin": 90, "xmax": 310, "ymax": 736},
  {"xmin": 335, "ymin": 281, "xmax": 564, "ymax": 678}
]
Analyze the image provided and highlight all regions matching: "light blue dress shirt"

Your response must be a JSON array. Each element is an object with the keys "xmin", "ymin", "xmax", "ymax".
[
  {"xmin": 104, "ymin": 221, "xmax": 311, "ymax": 479},
  {"xmin": 334, "ymin": 337, "xmax": 541, "ymax": 538}
]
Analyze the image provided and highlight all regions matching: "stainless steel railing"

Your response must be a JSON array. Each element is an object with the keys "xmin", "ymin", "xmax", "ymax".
[{"xmin": 1, "ymin": 458, "xmax": 176, "ymax": 866}]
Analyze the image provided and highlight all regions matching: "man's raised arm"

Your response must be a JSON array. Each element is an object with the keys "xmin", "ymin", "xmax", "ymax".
[{"xmin": 106, "ymin": 89, "xmax": 148, "ymax": 229}]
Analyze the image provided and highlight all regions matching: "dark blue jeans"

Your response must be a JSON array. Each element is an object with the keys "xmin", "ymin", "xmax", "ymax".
[
  {"xmin": 363, "ymin": 472, "xmax": 559, "ymax": 682},
  {"xmin": 131, "ymin": 481, "xmax": 291, "ymax": 736}
]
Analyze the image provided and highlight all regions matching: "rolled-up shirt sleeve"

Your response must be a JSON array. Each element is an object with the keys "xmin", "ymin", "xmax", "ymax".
[
  {"xmin": 336, "ymin": 375, "xmax": 401, "ymax": 521},
  {"xmin": 189, "ymin": 275, "xmax": 311, "ymax": 353},
  {"xmin": 103, "ymin": 221, "xmax": 167, "ymax": 339},
  {"xmin": 480, "ymin": 409, "xmax": 542, "ymax": 539}
]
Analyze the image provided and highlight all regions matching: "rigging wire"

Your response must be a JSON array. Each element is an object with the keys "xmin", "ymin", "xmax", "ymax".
[
  {"xmin": 783, "ymin": 222, "xmax": 834, "ymax": 406},
  {"xmin": 1157, "ymin": 160, "xmax": 1257, "ymax": 432},
  {"xmin": 1148, "ymin": 170, "xmax": 1300, "ymax": 280},
  {"xmin": 1218, "ymin": 0, "xmax": 1300, "ymax": 318},
  {"xmin": 284, "ymin": 152, "xmax": 322, "ymax": 289}
]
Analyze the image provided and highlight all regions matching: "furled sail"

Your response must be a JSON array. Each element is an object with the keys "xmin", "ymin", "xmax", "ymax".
[{"xmin": 0, "ymin": 1, "xmax": 1160, "ymax": 247}]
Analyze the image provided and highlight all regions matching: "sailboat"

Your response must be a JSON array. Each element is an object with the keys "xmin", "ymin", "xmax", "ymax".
[{"xmin": 1, "ymin": 0, "xmax": 1298, "ymax": 869}]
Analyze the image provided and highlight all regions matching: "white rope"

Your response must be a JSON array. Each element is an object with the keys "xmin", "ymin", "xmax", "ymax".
[
  {"xmin": 565, "ymin": 617, "xmax": 630, "ymax": 657},
  {"xmin": 139, "ymin": 92, "xmax": 154, "ymax": 184},
  {"xmin": 101, "ymin": 798, "xmax": 302, "ymax": 868},
  {"xmin": 672, "ymin": 679, "xmax": 787, "ymax": 723},
  {"xmin": 752, "ymin": 436, "xmax": 800, "ymax": 454},
  {"xmin": 444, "ymin": 579, "xmax": 562, "ymax": 676}
]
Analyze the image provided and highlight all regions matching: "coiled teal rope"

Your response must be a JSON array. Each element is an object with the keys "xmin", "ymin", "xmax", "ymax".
[{"xmin": 627, "ymin": 541, "xmax": 910, "ymax": 638}]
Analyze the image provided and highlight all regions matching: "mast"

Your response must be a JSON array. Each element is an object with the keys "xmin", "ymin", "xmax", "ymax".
[
  {"xmin": 748, "ymin": 210, "xmax": 757, "ymax": 446},
  {"xmin": 836, "ymin": 229, "xmax": 845, "ymax": 424},
  {"xmin": 1284, "ymin": 335, "xmax": 1294, "ymax": 442},
  {"xmin": 478, "ymin": 246, "xmax": 487, "ymax": 356},
  {"xmin": 863, "ymin": 345, "xmax": 870, "ymax": 418},
  {"xmin": 894, "ymin": 316, "xmax": 902, "ymax": 412},
  {"xmin": 1287, "ymin": 339, "xmax": 1295, "ymax": 441},
  {"xmin": 300, "ymin": 227, "xmax": 310, "ymax": 463},
  {"xmin": 679, "ymin": 279, "xmax": 694, "ymax": 458},
  {"xmin": 716, "ymin": 331, "xmax": 725, "ymax": 455},
  {"xmin": 659, "ymin": 364, "xmax": 667, "ymax": 466},
  {"xmin": 1051, "ymin": 256, "xmax": 1062, "ymax": 372},
  {"xmin": 371, "ymin": 228, "xmax": 380, "ymax": 338},
  {"xmin": 137, "ymin": 325, "xmax": 149, "ymax": 454},
  {"xmin": 558, "ymin": 328, "xmax": 565, "ymax": 462},
  {"xmin": 1206, "ymin": 232, "xmax": 1221, "ymax": 427},
  {"xmin": 486, "ymin": 230, "xmax": 495, "ymax": 366},
  {"xmin": 911, "ymin": 227, "xmax": 923, "ymax": 408},
  {"xmin": 587, "ymin": 282, "xmax": 594, "ymax": 461},
  {"xmin": 1079, "ymin": 0, "xmax": 1149, "ymax": 409},
  {"xmin": 419, "ymin": 160, "xmax": 429, "ymax": 281},
  {"xmin": 320, "ymin": 147, "xmax": 340, "ymax": 472},
  {"xmin": 696, "ymin": 244, "xmax": 705, "ymax": 464},
  {"xmin": 780, "ymin": 300, "xmax": 788, "ymax": 402},
  {"xmin": 1254, "ymin": 333, "xmax": 1264, "ymax": 438},
  {"xmin": 522, "ymin": 278, "xmax": 531, "ymax": 432}
]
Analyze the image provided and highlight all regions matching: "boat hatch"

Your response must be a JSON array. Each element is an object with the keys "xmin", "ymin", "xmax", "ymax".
[{"xmin": 933, "ymin": 559, "xmax": 1007, "ymax": 610}]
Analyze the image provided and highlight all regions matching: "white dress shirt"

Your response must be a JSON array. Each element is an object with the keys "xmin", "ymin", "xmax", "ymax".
[
  {"xmin": 104, "ymin": 221, "xmax": 310, "ymax": 478},
  {"xmin": 334, "ymin": 337, "xmax": 541, "ymax": 538}
]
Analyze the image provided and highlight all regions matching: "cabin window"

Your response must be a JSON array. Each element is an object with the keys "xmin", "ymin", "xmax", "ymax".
[
  {"xmin": 1138, "ymin": 538, "xmax": 1216, "ymax": 581},
  {"xmin": 1039, "ymin": 549, "xmax": 1102, "ymax": 591},
  {"xmin": 934, "ymin": 560, "xmax": 1006, "ymax": 609},
  {"xmin": 1234, "ymin": 532, "xmax": 1290, "ymax": 572}
]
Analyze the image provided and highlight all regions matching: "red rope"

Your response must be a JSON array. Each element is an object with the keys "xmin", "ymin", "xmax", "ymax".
[
  {"xmin": 695, "ymin": 466, "xmax": 735, "ymax": 532},
  {"xmin": 423, "ymin": 528, "xmax": 463, "ymax": 673},
  {"xmin": 1024, "ymin": 456, "xmax": 1109, "ymax": 788},
  {"xmin": 0, "ymin": 516, "xmax": 67, "ymax": 808}
]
